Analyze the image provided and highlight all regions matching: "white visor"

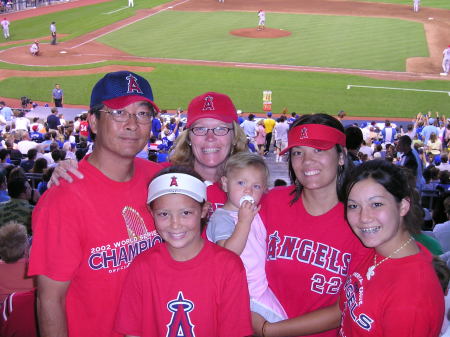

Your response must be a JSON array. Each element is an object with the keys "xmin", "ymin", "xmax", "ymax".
[{"xmin": 147, "ymin": 173, "xmax": 207, "ymax": 204}]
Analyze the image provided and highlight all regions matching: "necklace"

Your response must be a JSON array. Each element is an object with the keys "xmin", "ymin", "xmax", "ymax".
[{"xmin": 366, "ymin": 236, "xmax": 413, "ymax": 281}]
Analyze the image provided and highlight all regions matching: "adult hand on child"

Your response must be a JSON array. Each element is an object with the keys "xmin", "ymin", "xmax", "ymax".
[{"xmin": 48, "ymin": 159, "xmax": 83, "ymax": 188}]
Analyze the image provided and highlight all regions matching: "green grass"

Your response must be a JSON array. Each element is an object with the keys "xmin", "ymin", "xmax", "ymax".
[
  {"xmin": 1, "ymin": 63, "xmax": 448, "ymax": 118},
  {"xmin": 351, "ymin": 0, "xmax": 450, "ymax": 10},
  {"xmin": 0, "ymin": 1, "xmax": 447, "ymax": 118},
  {"xmin": 97, "ymin": 11, "xmax": 428, "ymax": 71},
  {"xmin": 1, "ymin": 0, "xmax": 171, "ymax": 44}
]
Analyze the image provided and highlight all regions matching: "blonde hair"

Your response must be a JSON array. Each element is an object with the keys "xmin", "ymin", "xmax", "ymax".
[
  {"xmin": 170, "ymin": 121, "xmax": 247, "ymax": 170},
  {"xmin": 222, "ymin": 152, "xmax": 269, "ymax": 185}
]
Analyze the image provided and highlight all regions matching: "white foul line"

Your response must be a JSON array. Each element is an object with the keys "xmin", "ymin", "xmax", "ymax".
[
  {"xmin": 346, "ymin": 84, "xmax": 450, "ymax": 96},
  {"xmin": 103, "ymin": 6, "xmax": 128, "ymax": 14},
  {"xmin": 70, "ymin": 0, "xmax": 191, "ymax": 49}
]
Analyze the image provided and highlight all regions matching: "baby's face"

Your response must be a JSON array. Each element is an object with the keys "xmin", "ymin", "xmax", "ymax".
[{"xmin": 221, "ymin": 166, "xmax": 267, "ymax": 210}]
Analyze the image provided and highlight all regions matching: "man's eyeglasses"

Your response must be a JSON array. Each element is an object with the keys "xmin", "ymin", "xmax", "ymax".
[
  {"xmin": 190, "ymin": 126, "xmax": 232, "ymax": 136},
  {"xmin": 99, "ymin": 109, "xmax": 152, "ymax": 124}
]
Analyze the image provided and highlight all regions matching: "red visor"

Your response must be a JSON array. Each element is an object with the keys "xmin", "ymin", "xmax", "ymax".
[
  {"xmin": 103, "ymin": 95, "xmax": 160, "ymax": 112},
  {"xmin": 280, "ymin": 124, "xmax": 346, "ymax": 155}
]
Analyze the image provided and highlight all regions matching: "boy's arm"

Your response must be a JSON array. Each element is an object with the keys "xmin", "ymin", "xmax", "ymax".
[
  {"xmin": 37, "ymin": 275, "xmax": 70, "ymax": 337},
  {"xmin": 217, "ymin": 202, "xmax": 260, "ymax": 255}
]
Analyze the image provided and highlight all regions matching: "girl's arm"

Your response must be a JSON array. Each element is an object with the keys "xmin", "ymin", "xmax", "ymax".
[
  {"xmin": 217, "ymin": 202, "xmax": 260, "ymax": 255},
  {"xmin": 252, "ymin": 301, "xmax": 341, "ymax": 337}
]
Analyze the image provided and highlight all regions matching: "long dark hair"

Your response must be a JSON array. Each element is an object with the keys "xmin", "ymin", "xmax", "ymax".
[
  {"xmin": 343, "ymin": 159, "xmax": 421, "ymax": 234},
  {"xmin": 287, "ymin": 113, "xmax": 353, "ymax": 204}
]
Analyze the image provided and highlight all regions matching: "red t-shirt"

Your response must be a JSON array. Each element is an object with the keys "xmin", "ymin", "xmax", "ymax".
[
  {"xmin": 79, "ymin": 121, "xmax": 89, "ymax": 137},
  {"xmin": 206, "ymin": 181, "xmax": 227, "ymax": 216},
  {"xmin": 339, "ymin": 243, "xmax": 444, "ymax": 337},
  {"xmin": 115, "ymin": 239, "xmax": 253, "ymax": 337},
  {"xmin": 0, "ymin": 290, "xmax": 38, "ymax": 337},
  {"xmin": 28, "ymin": 157, "xmax": 162, "ymax": 337},
  {"xmin": 0, "ymin": 258, "xmax": 35, "ymax": 302},
  {"xmin": 261, "ymin": 186, "xmax": 370, "ymax": 337}
]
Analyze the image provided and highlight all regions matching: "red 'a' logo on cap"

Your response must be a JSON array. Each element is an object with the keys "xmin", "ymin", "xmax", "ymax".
[
  {"xmin": 170, "ymin": 176, "xmax": 178, "ymax": 187},
  {"xmin": 202, "ymin": 95, "xmax": 215, "ymax": 111},
  {"xmin": 299, "ymin": 127, "xmax": 308, "ymax": 139},
  {"xmin": 126, "ymin": 74, "xmax": 143, "ymax": 94}
]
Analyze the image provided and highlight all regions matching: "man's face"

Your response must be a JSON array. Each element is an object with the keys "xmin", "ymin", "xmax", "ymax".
[
  {"xmin": 55, "ymin": 84, "xmax": 60, "ymax": 89},
  {"xmin": 88, "ymin": 101, "xmax": 152, "ymax": 160},
  {"xmin": 397, "ymin": 140, "xmax": 407, "ymax": 153}
]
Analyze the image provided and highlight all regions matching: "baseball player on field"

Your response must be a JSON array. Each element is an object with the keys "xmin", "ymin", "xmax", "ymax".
[
  {"xmin": 29, "ymin": 40, "xmax": 39, "ymax": 56},
  {"xmin": 1, "ymin": 17, "xmax": 10, "ymax": 39},
  {"xmin": 413, "ymin": 0, "xmax": 420, "ymax": 12},
  {"xmin": 441, "ymin": 45, "xmax": 450, "ymax": 76},
  {"xmin": 257, "ymin": 9, "xmax": 266, "ymax": 31}
]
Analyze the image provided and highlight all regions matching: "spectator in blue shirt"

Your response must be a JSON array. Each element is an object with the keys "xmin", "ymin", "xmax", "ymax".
[
  {"xmin": 422, "ymin": 118, "xmax": 439, "ymax": 144},
  {"xmin": 151, "ymin": 110, "xmax": 162, "ymax": 139},
  {"xmin": 0, "ymin": 168, "xmax": 9, "ymax": 202},
  {"xmin": 46, "ymin": 107, "xmax": 61, "ymax": 131},
  {"xmin": 0, "ymin": 101, "xmax": 13, "ymax": 124},
  {"xmin": 29, "ymin": 125, "xmax": 44, "ymax": 143},
  {"xmin": 381, "ymin": 120, "xmax": 397, "ymax": 144}
]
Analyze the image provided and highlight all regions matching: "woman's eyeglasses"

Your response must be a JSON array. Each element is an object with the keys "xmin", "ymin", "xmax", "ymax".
[{"xmin": 190, "ymin": 127, "xmax": 232, "ymax": 136}]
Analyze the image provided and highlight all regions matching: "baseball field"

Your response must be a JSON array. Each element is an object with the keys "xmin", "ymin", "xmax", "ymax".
[{"xmin": 0, "ymin": 0, "xmax": 449, "ymax": 118}]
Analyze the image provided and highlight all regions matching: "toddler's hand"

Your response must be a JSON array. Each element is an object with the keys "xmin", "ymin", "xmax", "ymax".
[{"xmin": 238, "ymin": 200, "xmax": 260, "ymax": 225}]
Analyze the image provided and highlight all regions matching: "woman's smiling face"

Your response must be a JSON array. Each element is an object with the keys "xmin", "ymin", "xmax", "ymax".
[
  {"xmin": 346, "ymin": 178, "xmax": 410, "ymax": 253},
  {"xmin": 189, "ymin": 118, "xmax": 234, "ymax": 178}
]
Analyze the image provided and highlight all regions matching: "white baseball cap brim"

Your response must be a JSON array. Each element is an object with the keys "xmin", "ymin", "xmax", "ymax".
[{"xmin": 147, "ymin": 173, "xmax": 207, "ymax": 204}]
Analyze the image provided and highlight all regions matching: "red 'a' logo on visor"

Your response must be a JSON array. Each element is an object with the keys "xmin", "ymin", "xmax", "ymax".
[
  {"xmin": 170, "ymin": 176, "xmax": 178, "ymax": 187},
  {"xmin": 299, "ymin": 127, "xmax": 308, "ymax": 139}
]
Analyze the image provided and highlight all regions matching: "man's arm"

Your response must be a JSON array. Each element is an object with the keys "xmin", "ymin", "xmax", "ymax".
[{"xmin": 37, "ymin": 275, "xmax": 70, "ymax": 337}]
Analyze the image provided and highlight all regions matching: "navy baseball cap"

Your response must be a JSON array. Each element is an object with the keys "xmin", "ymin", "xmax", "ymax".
[{"xmin": 90, "ymin": 71, "xmax": 159, "ymax": 111}]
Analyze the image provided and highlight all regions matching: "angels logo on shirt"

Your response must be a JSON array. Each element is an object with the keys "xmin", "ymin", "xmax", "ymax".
[
  {"xmin": 166, "ymin": 291, "xmax": 195, "ymax": 337},
  {"xmin": 341, "ymin": 272, "xmax": 374, "ymax": 332},
  {"xmin": 267, "ymin": 230, "xmax": 351, "ymax": 295},
  {"xmin": 126, "ymin": 74, "xmax": 143, "ymax": 94}
]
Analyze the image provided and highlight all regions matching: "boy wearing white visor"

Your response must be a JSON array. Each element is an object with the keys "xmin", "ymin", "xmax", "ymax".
[{"xmin": 115, "ymin": 166, "xmax": 253, "ymax": 337}]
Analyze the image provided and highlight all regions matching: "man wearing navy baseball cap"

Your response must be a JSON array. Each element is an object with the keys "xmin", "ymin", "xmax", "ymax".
[{"xmin": 29, "ymin": 71, "xmax": 163, "ymax": 337}]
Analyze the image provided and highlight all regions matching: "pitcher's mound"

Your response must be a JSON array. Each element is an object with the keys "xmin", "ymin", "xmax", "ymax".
[{"xmin": 230, "ymin": 27, "xmax": 292, "ymax": 39}]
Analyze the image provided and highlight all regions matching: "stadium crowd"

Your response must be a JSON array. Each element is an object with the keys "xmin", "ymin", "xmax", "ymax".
[{"xmin": 0, "ymin": 71, "xmax": 449, "ymax": 337}]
